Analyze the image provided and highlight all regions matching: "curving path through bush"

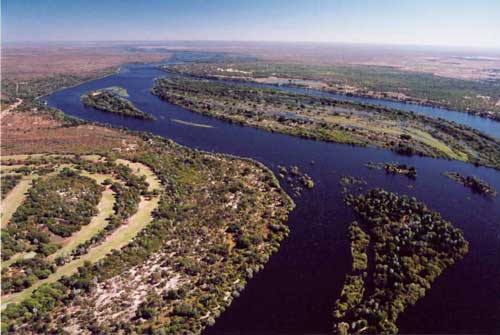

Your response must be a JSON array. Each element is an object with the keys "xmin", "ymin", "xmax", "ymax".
[
  {"xmin": 1, "ymin": 157, "xmax": 163, "ymax": 308},
  {"xmin": 1, "ymin": 175, "xmax": 36, "ymax": 229}
]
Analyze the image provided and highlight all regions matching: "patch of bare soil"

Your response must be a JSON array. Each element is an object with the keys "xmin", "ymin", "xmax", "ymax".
[{"xmin": 1, "ymin": 112, "xmax": 143, "ymax": 155}]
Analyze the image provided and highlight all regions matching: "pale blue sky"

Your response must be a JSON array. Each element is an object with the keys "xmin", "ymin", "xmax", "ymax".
[{"xmin": 2, "ymin": 0, "xmax": 500, "ymax": 48}]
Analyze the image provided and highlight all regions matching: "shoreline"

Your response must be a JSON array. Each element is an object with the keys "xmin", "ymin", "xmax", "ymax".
[
  {"xmin": 161, "ymin": 68, "xmax": 500, "ymax": 123},
  {"xmin": 35, "ymin": 82, "xmax": 500, "ymax": 174}
]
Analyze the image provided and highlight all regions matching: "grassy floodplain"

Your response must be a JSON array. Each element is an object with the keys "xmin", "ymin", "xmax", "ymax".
[
  {"xmin": 163, "ymin": 62, "xmax": 500, "ymax": 121},
  {"xmin": 152, "ymin": 77, "xmax": 500, "ymax": 169}
]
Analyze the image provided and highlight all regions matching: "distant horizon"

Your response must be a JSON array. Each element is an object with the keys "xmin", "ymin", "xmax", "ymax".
[
  {"xmin": 3, "ymin": 39, "xmax": 500, "ymax": 53},
  {"xmin": 3, "ymin": 0, "xmax": 499, "ymax": 49}
]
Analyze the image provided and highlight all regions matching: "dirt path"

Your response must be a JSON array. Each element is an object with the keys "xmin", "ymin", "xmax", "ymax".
[{"xmin": 0, "ymin": 98, "xmax": 23, "ymax": 119}]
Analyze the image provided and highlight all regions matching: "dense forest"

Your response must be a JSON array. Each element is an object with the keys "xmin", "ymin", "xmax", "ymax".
[{"xmin": 334, "ymin": 189, "xmax": 469, "ymax": 334}]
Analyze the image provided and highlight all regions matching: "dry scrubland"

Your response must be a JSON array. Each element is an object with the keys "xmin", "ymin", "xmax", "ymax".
[
  {"xmin": 1, "ymin": 112, "xmax": 141, "ymax": 155},
  {"xmin": 1, "ymin": 44, "xmax": 168, "ymax": 80},
  {"xmin": 135, "ymin": 41, "xmax": 500, "ymax": 80},
  {"xmin": 0, "ymin": 44, "xmax": 171, "ymax": 110}
]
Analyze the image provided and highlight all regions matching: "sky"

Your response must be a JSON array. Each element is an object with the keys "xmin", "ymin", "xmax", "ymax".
[{"xmin": 2, "ymin": 0, "xmax": 500, "ymax": 48}]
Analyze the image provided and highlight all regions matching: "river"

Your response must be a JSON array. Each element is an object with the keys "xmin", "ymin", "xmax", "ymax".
[{"xmin": 45, "ymin": 60, "xmax": 500, "ymax": 334}]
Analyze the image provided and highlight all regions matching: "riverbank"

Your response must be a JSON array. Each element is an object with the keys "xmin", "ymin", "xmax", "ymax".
[
  {"xmin": 152, "ymin": 76, "xmax": 500, "ymax": 170},
  {"xmin": 1, "ymin": 76, "xmax": 295, "ymax": 334},
  {"xmin": 162, "ymin": 62, "xmax": 500, "ymax": 122}
]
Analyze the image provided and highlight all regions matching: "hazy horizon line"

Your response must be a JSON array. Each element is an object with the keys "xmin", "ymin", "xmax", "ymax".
[{"xmin": 3, "ymin": 39, "xmax": 500, "ymax": 52}]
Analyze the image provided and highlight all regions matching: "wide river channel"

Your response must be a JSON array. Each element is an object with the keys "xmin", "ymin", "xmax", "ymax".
[{"xmin": 45, "ymin": 58, "xmax": 500, "ymax": 334}]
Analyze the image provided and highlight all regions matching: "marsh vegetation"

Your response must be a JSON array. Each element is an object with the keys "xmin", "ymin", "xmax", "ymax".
[{"xmin": 443, "ymin": 172, "xmax": 497, "ymax": 197}]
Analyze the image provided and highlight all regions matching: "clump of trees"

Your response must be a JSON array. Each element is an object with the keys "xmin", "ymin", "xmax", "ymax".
[
  {"xmin": 1, "ymin": 256, "xmax": 55, "ymax": 294},
  {"xmin": 277, "ymin": 165, "xmax": 314, "ymax": 197},
  {"xmin": 334, "ymin": 189, "xmax": 469, "ymax": 334},
  {"xmin": 443, "ymin": 171, "xmax": 497, "ymax": 197},
  {"xmin": 1, "ymin": 174, "xmax": 22, "ymax": 199},
  {"xmin": 333, "ymin": 222, "xmax": 369, "ymax": 334},
  {"xmin": 384, "ymin": 162, "xmax": 417, "ymax": 179},
  {"xmin": 81, "ymin": 88, "xmax": 155, "ymax": 120},
  {"xmin": 365, "ymin": 161, "xmax": 416, "ymax": 179}
]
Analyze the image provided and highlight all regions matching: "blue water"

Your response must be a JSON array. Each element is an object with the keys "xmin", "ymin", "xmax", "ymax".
[{"xmin": 45, "ymin": 61, "xmax": 500, "ymax": 334}]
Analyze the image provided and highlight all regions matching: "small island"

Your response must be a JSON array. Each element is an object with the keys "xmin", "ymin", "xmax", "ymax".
[
  {"xmin": 365, "ymin": 161, "xmax": 417, "ymax": 179},
  {"xmin": 277, "ymin": 165, "xmax": 314, "ymax": 197},
  {"xmin": 81, "ymin": 87, "xmax": 155, "ymax": 120},
  {"xmin": 152, "ymin": 77, "xmax": 500, "ymax": 170},
  {"xmin": 443, "ymin": 171, "xmax": 497, "ymax": 197},
  {"xmin": 336, "ymin": 189, "xmax": 469, "ymax": 334}
]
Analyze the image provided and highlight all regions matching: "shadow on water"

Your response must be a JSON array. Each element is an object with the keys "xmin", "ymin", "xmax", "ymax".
[{"xmin": 45, "ymin": 61, "xmax": 500, "ymax": 334}]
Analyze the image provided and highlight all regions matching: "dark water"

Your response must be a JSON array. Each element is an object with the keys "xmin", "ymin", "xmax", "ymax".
[{"xmin": 45, "ymin": 62, "xmax": 500, "ymax": 334}]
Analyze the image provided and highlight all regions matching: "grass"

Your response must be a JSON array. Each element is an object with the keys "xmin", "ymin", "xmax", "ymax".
[
  {"xmin": 79, "ymin": 170, "xmax": 114, "ymax": 184},
  {"xmin": 1, "ymin": 176, "xmax": 35, "ymax": 228},
  {"xmin": 81, "ymin": 154, "xmax": 105, "ymax": 162},
  {"xmin": 1, "ymin": 195, "xmax": 160, "ymax": 308},
  {"xmin": 1, "ymin": 157, "xmax": 162, "ymax": 308},
  {"xmin": 0, "ymin": 165, "xmax": 31, "ymax": 172},
  {"xmin": 102, "ymin": 86, "xmax": 129, "ymax": 97},
  {"xmin": 1, "ymin": 251, "xmax": 37, "ymax": 270},
  {"xmin": 322, "ymin": 114, "xmax": 463, "ymax": 158},
  {"xmin": 47, "ymin": 186, "xmax": 115, "ymax": 261},
  {"xmin": 410, "ymin": 129, "xmax": 467, "ymax": 160}
]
